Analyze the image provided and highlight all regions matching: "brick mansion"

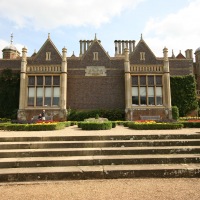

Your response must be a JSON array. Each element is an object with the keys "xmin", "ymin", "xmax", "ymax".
[{"xmin": 0, "ymin": 33, "xmax": 200, "ymax": 121}]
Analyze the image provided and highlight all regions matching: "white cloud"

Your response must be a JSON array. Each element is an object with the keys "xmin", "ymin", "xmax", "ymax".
[
  {"xmin": 0, "ymin": 0, "xmax": 144, "ymax": 29},
  {"xmin": 143, "ymin": 0, "xmax": 200, "ymax": 57}
]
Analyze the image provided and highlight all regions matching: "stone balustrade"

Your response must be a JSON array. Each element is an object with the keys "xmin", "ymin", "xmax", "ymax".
[
  {"xmin": 130, "ymin": 65, "xmax": 163, "ymax": 72},
  {"xmin": 27, "ymin": 65, "xmax": 61, "ymax": 73}
]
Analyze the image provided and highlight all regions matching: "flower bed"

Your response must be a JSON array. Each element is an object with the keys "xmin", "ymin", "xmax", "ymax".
[
  {"xmin": 0, "ymin": 121, "xmax": 70, "ymax": 131},
  {"xmin": 128, "ymin": 121, "xmax": 183, "ymax": 130}
]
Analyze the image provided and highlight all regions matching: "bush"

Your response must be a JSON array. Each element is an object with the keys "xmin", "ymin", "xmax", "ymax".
[
  {"xmin": 0, "ymin": 122, "xmax": 66, "ymax": 131},
  {"xmin": 111, "ymin": 121, "xmax": 117, "ymax": 128},
  {"xmin": 77, "ymin": 121, "xmax": 112, "ymax": 130},
  {"xmin": 171, "ymin": 75, "xmax": 198, "ymax": 116},
  {"xmin": 68, "ymin": 109, "xmax": 125, "ymax": 121},
  {"xmin": 128, "ymin": 122, "xmax": 183, "ymax": 130},
  {"xmin": 181, "ymin": 122, "xmax": 200, "ymax": 128},
  {"xmin": 172, "ymin": 106, "xmax": 179, "ymax": 120}
]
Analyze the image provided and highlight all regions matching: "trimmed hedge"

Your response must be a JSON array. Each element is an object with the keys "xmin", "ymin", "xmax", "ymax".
[
  {"xmin": 78, "ymin": 121, "xmax": 113, "ymax": 130},
  {"xmin": 181, "ymin": 122, "xmax": 200, "ymax": 128},
  {"xmin": 128, "ymin": 122, "xmax": 183, "ymax": 130},
  {"xmin": 0, "ymin": 122, "xmax": 66, "ymax": 131},
  {"xmin": 68, "ymin": 109, "xmax": 125, "ymax": 121}
]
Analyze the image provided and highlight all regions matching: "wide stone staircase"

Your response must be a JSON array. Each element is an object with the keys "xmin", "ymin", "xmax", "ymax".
[{"xmin": 0, "ymin": 128, "xmax": 200, "ymax": 182}]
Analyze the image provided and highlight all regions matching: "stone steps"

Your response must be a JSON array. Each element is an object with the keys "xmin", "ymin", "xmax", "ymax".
[
  {"xmin": 0, "ymin": 130, "xmax": 200, "ymax": 182},
  {"xmin": 0, "ymin": 146, "xmax": 200, "ymax": 158}
]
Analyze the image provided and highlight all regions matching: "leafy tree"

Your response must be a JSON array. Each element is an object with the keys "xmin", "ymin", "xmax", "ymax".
[
  {"xmin": 170, "ymin": 75, "xmax": 198, "ymax": 117},
  {"xmin": 0, "ymin": 69, "xmax": 20, "ymax": 119}
]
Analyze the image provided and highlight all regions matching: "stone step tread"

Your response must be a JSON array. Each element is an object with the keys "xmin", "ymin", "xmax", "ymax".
[
  {"xmin": 0, "ymin": 133, "xmax": 200, "ymax": 140},
  {"xmin": 0, "ymin": 154, "xmax": 200, "ymax": 162},
  {"xmin": 0, "ymin": 164, "xmax": 200, "ymax": 174},
  {"xmin": 0, "ymin": 146, "xmax": 200, "ymax": 153},
  {"xmin": 1, "ymin": 139, "xmax": 200, "ymax": 144}
]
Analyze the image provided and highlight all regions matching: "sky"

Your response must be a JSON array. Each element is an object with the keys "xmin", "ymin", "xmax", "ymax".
[{"xmin": 0, "ymin": 0, "xmax": 200, "ymax": 58}]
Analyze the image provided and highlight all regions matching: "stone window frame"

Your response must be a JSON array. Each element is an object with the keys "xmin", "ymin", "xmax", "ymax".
[
  {"xmin": 46, "ymin": 52, "xmax": 51, "ymax": 61},
  {"xmin": 27, "ymin": 75, "xmax": 60, "ymax": 107},
  {"xmin": 140, "ymin": 52, "xmax": 145, "ymax": 61},
  {"xmin": 131, "ymin": 75, "xmax": 163, "ymax": 106},
  {"xmin": 93, "ymin": 52, "xmax": 99, "ymax": 61}
]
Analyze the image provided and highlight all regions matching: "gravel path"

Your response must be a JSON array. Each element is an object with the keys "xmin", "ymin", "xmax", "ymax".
[{"xmin": 0, "ymin": 178, "xmax": 200, "ymax": 200}]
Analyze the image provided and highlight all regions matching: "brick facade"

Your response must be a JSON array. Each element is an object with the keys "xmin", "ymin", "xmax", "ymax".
[{"xmin": 0, "ymin": 34, "xmax": 198, "ymax": 121}]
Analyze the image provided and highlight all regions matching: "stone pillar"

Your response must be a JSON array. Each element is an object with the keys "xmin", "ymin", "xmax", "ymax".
[
  {"xmin": 163, "ymin": 47, "xmax": 172, "ymax": 119},
  {"xmin": 19, "ymin": 47, "xmax": 27, "ymax": 110},
  {"xmin": 61, "ymin": 47, "xmax": 67, "ymax": 110},
  {"xmin": 79, "ymin": 40, "xmax": 82, "ymax": 56},
  {"xmin": 124, "ymin": 48, "xmax": 131, "ymax": 112}
]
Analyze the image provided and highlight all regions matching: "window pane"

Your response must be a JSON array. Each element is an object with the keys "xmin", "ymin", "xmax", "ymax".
[
  {"xmin": 140, "ymin": 87, "xmax": 146, "ymax": 105},
  {"xmin": 28, "ymin": 87, "xmax": 35, "ymax": 106},
  {"xmin": 37, "ymin": 76, "xmax": 43, "ymax": 85},
  {"xmin": 148, "ymin": 76, "xmax": 154, "ymax": 85},
  {"xmin": 28, "ymin": 87, "xmax": 35, "ymax": 97},
  {"xmin": 132, "ymin": 76, "xmax": 138, "ymax": 85},
  {"xmin": 53, "ymin": 76, "xmax": 60, "ymax": 85},
  {"xmin": 132, "ymin": 87, "xmax": 138, "ymax": 105},
  {"xmin": 148, "ymin": 87, "xmax": 155, "ymax": 105},
  {"xmin": 28, "ymin": 77, "xmax": 35, "ymax": 85},
  {"xmin": 45, "ymin": 76, "xmax": 51, "ymax": 85},
  {"xmin": 36, "ymin": 87, "xmax": 43, "ymax": 106},
  {"xmin": 140, "ymin": 76, "xmax": 146, "ymax": 85},
  {"xmin": 44, "ymin": 87, "xmax": 52, "ymax": 106},
  {"xmin": 53, "ymin": 87, "xmax": 60, "ymax": 106},
  {"xmin": 156, "ymin": 87, "xmax": 162, "ymax": 96},
  {"xmin": 156, "ymin": 76, "xmax": 162, "ymax": 85},
  {"xmin": 53, "ymin": 87, "xmax": 60, "ymax": 97},
  {"xmin": 156, "ymin": 87, "xmax": 163, "ymax": 105}
]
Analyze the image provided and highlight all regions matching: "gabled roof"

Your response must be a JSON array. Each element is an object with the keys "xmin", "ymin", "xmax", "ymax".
[
  {"xmin": 31, "ymin": 34, "xmax": 62, "ymax": 64},
  {"xmin": 130, "ymin": 35, "xmax": 158, "ymax": 64},
  {"xmin": 81, "ymin": 35, "xmax": 110, "ymax": 62},
  {"xmin": 176, "ymin": 51, "xmax": 186, "ymax": 59}
]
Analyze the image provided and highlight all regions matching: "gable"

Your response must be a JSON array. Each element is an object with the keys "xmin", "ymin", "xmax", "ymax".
[
  {"xmin": 81, "ymin": 40, "xmax": 110, "ymax": 67},
  {"xmin": 31, "ymin": 38, "xmax": 62, "ymax": 65},
  {"xmin": 130, "ymin": 39, "xmax": 158, "ymax": 64}
]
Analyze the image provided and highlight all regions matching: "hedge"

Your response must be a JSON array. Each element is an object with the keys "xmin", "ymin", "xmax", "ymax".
[
  {"xmin": 77, "ymin": 121, "xmax": 113, "ymax": 130},
  {"xmin": 128, "ymin": 122, "xmax": 183, "ymax": 130},
  {"xmin": 68, "ymin": 109, "xmax": 125, "ymax": 121},
  {"xmin": 181, "ymin": 122, "xmax": 200, "ymax": 128},
  {"xmin": 0, "ymin": 122, "xmax": 67, "ymax": 131}
]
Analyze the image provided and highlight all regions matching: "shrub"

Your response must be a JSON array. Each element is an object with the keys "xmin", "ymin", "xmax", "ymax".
[
  {"xmin": 77, "ymin": 121, "xmax": 112, "ymax": 130},
  {"xmin": 181, "ymin": 122, "xmax": 200, "ymax": 128},
  {"xmin": 128, "ymin": 122, "xmax": 183, "ymax": 130},
  {"xmin": 172, "ymin": 106, "xmax": 179, "ymax": 120},
  {"xmin": 0, "ymin": 122, "xmax": 66, "ymax": 131},
  {"xmin": 171, "ymin": 75, "xmax": 198, "ymax": 116},
  {"xmin": 111, "ymin": 121, "xmax": 117, "ymax": 128},
  {"xmin": 68, "ymin": 109, "xmax": 125, "ymax": 121}
]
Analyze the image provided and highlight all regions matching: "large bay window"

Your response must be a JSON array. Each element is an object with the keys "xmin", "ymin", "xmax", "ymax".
[
  {"xmin": 132, "ymin": 75, "xmax": 163, "ymax": 106},
  {"xmin": 28, "ymin": 76, "xmax": 60, "ymax": 107}
]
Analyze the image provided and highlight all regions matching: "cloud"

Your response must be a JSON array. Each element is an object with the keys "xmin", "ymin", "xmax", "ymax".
[
  {"xmin": 0, "ymin": 0, "xmax": 144, "ymax": 29},
  {"xmin": 143, "ymin": 0, "xmax": 200, "ymax": 57}
]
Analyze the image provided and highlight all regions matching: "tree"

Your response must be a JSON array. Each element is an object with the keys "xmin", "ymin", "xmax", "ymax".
[
  {"xmin": 0, "ymin": 69, "xmax": 20, "ymax": 119},
  {"xmin": 170, "ymin": 75, "xmax": 198, "ymax": 117}
]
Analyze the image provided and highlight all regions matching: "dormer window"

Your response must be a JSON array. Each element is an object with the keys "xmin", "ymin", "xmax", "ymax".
[
  {"xmin": 140, "ymin": 52, "xmax": 145, "ymax": 61},
  {"xmin": 93, "ymin": 52, "xmax": 98, "ymax": 61},
  {"xmin": 46, "ymin": 52, "xmax": 51, "ymax": 60}
]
